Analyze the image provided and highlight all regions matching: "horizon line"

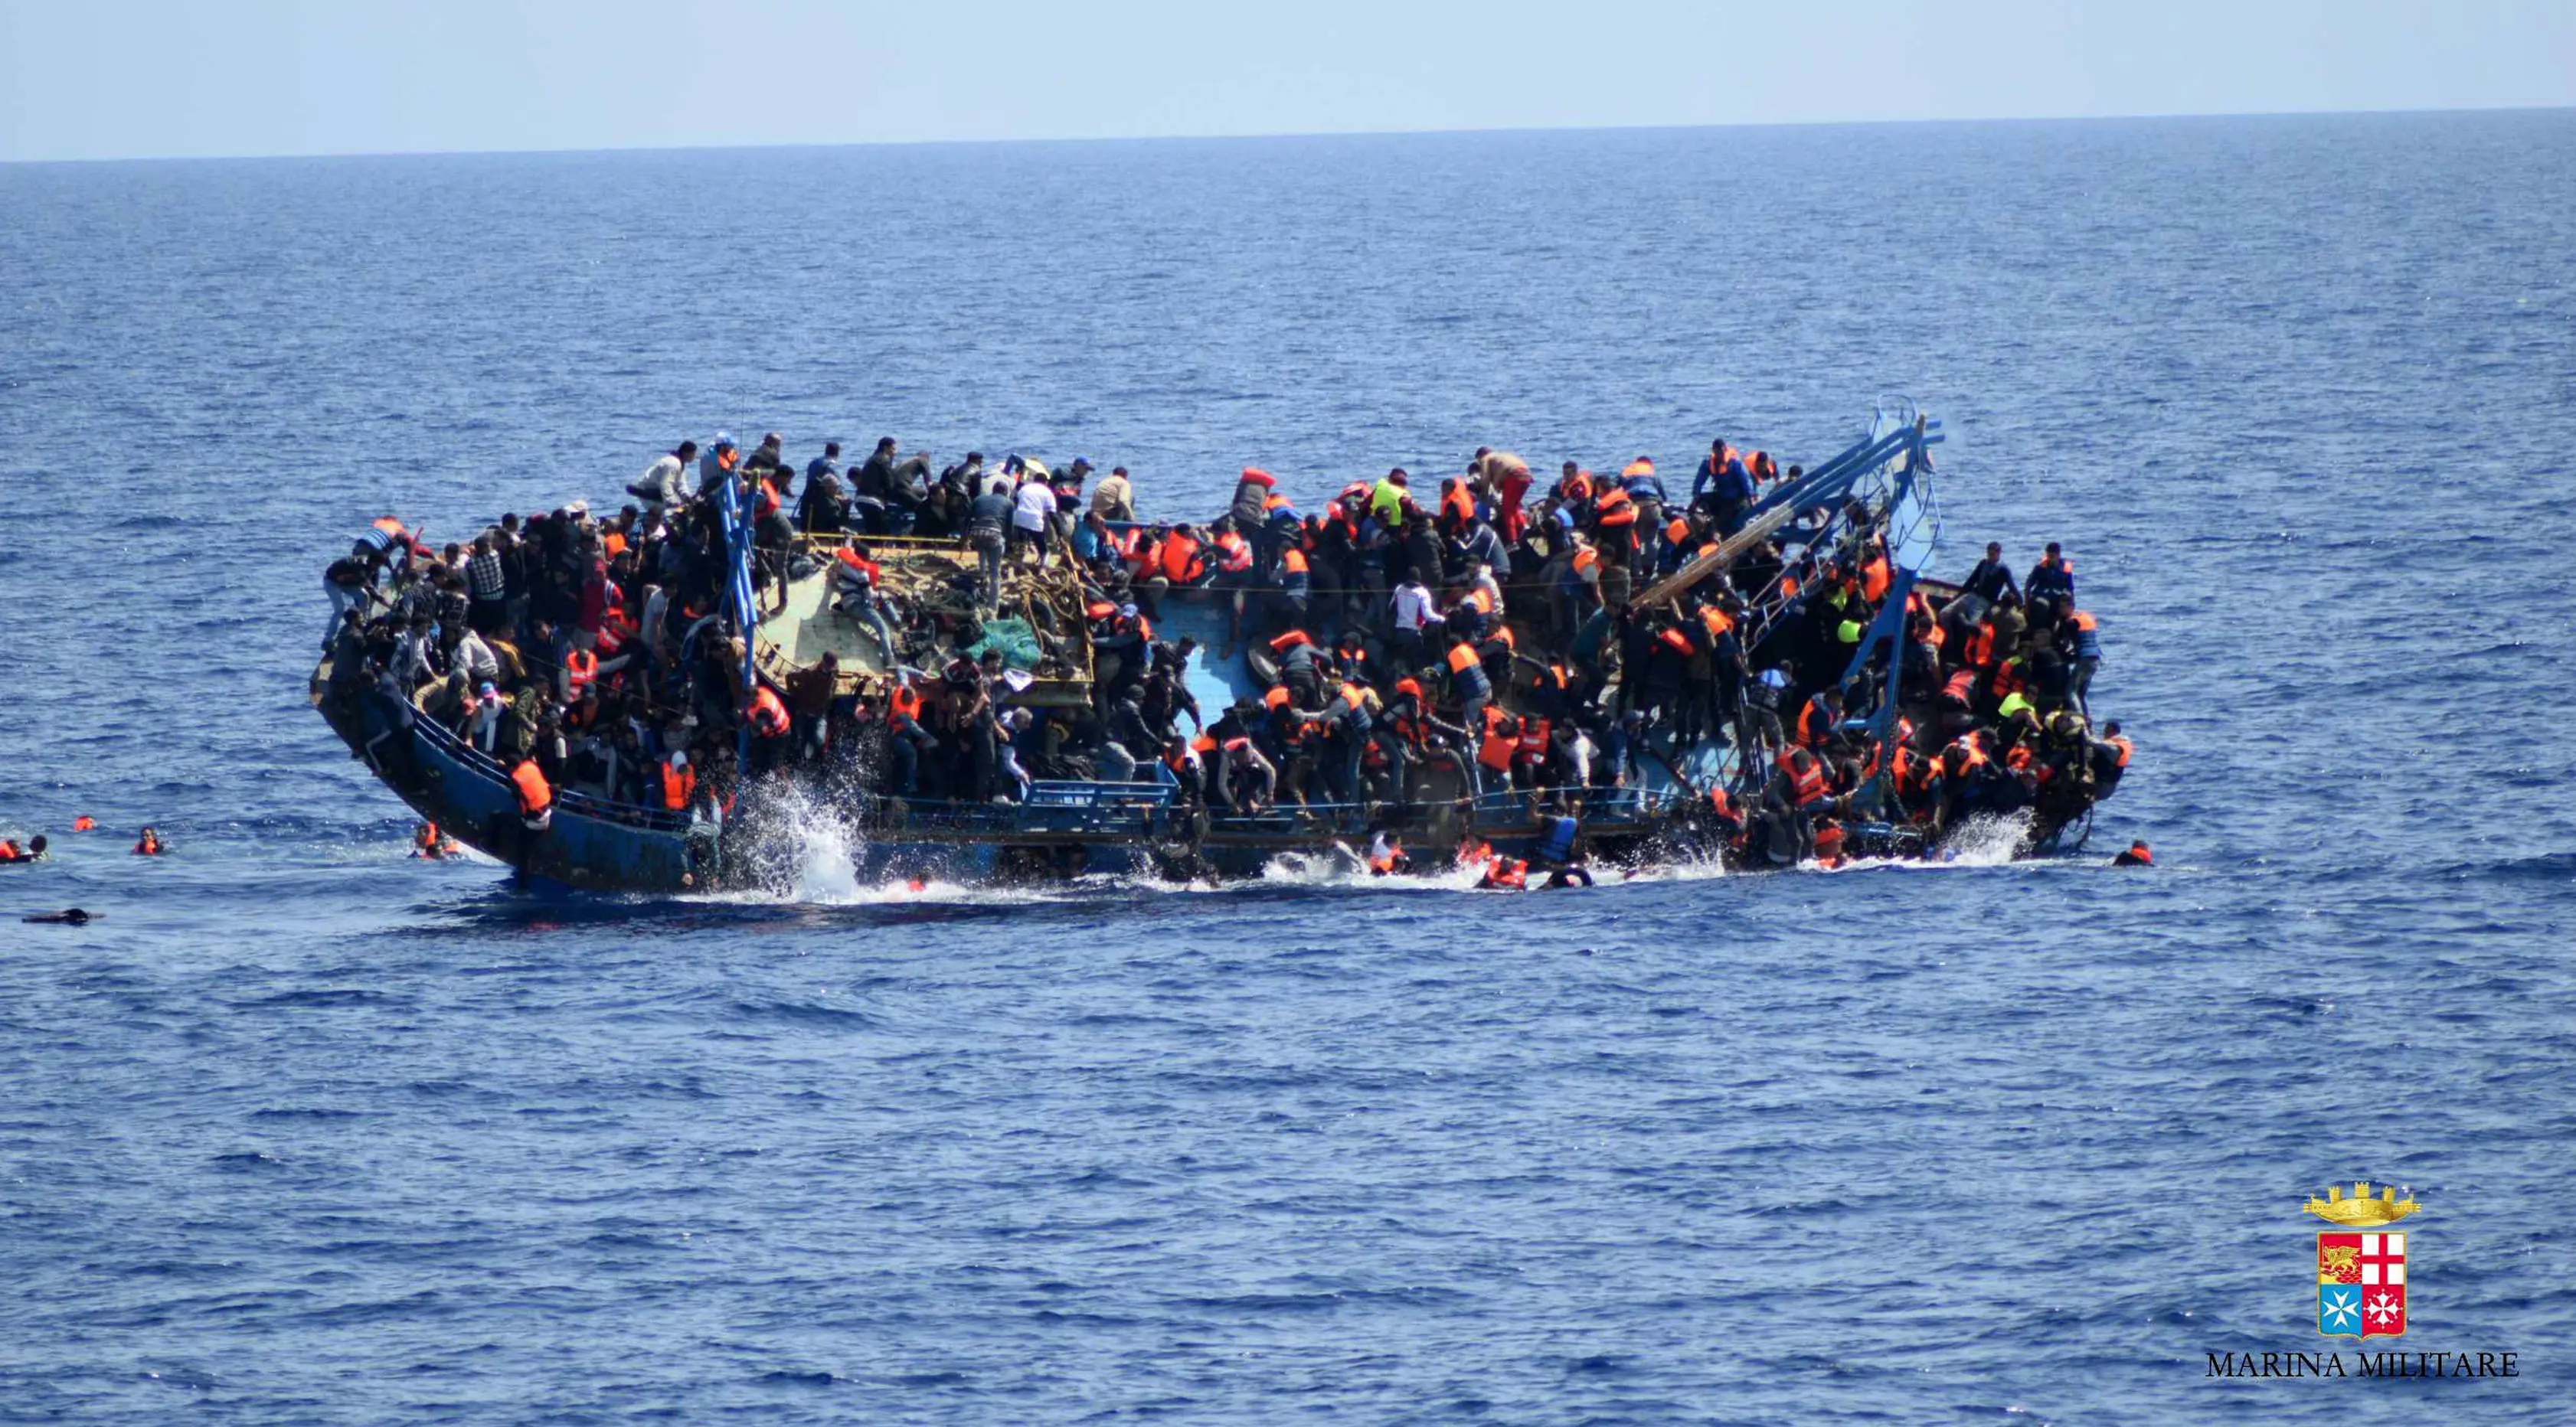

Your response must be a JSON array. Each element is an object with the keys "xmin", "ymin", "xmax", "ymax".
[{"xmin": 6, "ymin": 101, "xmax": 2569, "ymax": 169}]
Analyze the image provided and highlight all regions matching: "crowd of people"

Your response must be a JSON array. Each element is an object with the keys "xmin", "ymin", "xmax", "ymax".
[{"xmin": 320, "ymin": 428, "xmax": 2131, "ymax": 867}]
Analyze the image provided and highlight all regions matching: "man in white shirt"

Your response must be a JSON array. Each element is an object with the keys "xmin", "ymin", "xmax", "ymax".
[
  {"xmin": 1012, "ymin": 477, "xmax": 1057, "ymax": 566},
  {"xmin": 1388, "ymin": 577, "xmax": 1434, "ymax": 665},
  {"xmin": 629, "ymin": 441, "xmax": 697, "ymax": 515}
]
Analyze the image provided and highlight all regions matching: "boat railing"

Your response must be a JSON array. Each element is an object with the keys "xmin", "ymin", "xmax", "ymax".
[
  {"xmin": 410, "ymin": 708, "xmax": 695, "ymax": 835},
  {"xmin": 868, "ymin": 781, "xmax": 1666, "ymax": 841}
]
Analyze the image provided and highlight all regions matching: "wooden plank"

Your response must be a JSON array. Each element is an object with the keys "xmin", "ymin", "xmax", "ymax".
[{"xmin": 1626, "ymin": 501, "xmax": 1798, "ymax": 609}]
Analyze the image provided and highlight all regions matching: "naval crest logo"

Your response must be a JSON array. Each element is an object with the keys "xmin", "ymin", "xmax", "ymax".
[{"xmin": 2306, "ymin": 1182, "xmax": 2417, "ymax": 1340}]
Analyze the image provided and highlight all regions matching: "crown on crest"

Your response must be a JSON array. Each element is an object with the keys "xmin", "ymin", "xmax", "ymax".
[{"xmin": 2303, "ymin": 1181, "xmax": 2419, "ymax": 1227}]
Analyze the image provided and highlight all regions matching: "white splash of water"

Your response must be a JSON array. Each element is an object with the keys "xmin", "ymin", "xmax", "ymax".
[
  {"xmin": 1939, "ymin": 811, "xmax": 2037, "ymax": 867},
  {"xmin": 718, "ymin": 775, "xmax": 867, "ymax": 903}
]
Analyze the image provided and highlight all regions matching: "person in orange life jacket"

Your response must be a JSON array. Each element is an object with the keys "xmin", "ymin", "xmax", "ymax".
[
  {"xmin": 1444, "ymin": 634, "xmax": 1494, "ymax": 730},
  {"xmin": 1694, "ymin": 439, "xmax": 1757, "ymax": 535},
  {"xmin": 741, "ymin": 683, "xmax": 792, "ymax": 776},
  {"xmin": 880, "ymin": 680, "xmax": 937, "ymax": 797},
  {"xmin": 1617, "ymin": 457, "xmax": 1667, "ymax": 538},
  {"xmin": 2113, "ymin": 840, "xmax": 2153, "ymax": 867},
  {"xmin": 1267, "ymin": 626, "xmax": 1326, "ymax": 708},
  {"xmin": 133, "ymin": 826, "xmax": 165, "ymax": 856},
  {"xmin": 1509, "ymin": 712, "xmax": 1555, "ymax": 792},
  {"xmin": 830, "ymin": 543, "xmax": 901, "ymax": 661},
  {"xmin": 1699, "ymin": 785, "xmax": 1746, "ymax": 842},
  {"xmin": 1313, "ymin": 678, "xmax": 1378, "ymax": 805},
  {"xmin": 1215, "ymin": 735, "xmax": 1277, "ymax": 814},
  {"xmin": 1207, "ymin": 518, "xmax": 1260, "ymax": 651},
  {"xmin": 1363, "ymin": 828, "xmax": 1412, "ymax": 876},
  {"xmin": 509, "ymin": 758, "xmax": 553, "ymax": 833},
  {"xmin": 1811, "ymin": 818, "xmax": 1849, "ymax": 869},
  {"xmin": 0, "ymin": 834, "xmax": 47, "ymax": 862},
  {"xmin": 1777, "ymin": 744, "xmax": 1832, "ymax": 815},
  {"xmin": 410, "ymin": 821, "xmax": 456, "ymax": 859},
  {"xmin": 2089, "ymin": 719, "xmax": 2132, "ymax": 797},
  {"xmin": 2025, "ymin": 541, "xmax": 2074, "ymax": 608},
  {"xmin": 1796, "ymin": 687, "xmax": 1844, "ymax": 749},
  {"xmin": 1477, "ymin": 854, "xmax": 1528, "ymax": 890},
  {"xmin": 1152, "ymin": 731, "xmax": 1206, "ymax": 804},
  {"xmin": 2055, "ymin": 606, "xmax": 2104, "ymax": 715}
]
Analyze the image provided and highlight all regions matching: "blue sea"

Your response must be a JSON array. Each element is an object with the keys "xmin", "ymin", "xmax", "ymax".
[{"xmin": 3, "ymin": 112, "xmax": 2573, "ymax": 1423}]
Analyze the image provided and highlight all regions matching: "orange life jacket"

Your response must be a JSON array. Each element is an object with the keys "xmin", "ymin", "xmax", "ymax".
[
  {"xmin": 1798, "ymin": 698, "xmax": 1835, "ymax": 746},
  {"xmin": 1593, "ymin": 486, "xmax": 1636, "ymax": 527},
  {"xmin": 1157, "ymin": 530, "xmax": 1206, "ymax": 584},
  {"xmin": 1657, "ymin": 627, "xmax": 1692, "ymax": 658},
  {"xmin": 134, "ymin": 831, "xmax": 162, "ymax": 855},
  {"xmin": 1280, "ymin": 546, "xmax": 1309, "ymax": 576},
  {"xmin": 1484, "ymin": 857, "xmax": 1528, "ymax": 890},
  {"xmin": 1270, "ymin": 629, "xmax": 1316, "ymax": 655},
  {"xmin": 662, "ymin": 760, "xmax": 696, "ymax": 811},
  {"xmin": 1813, "ymin": 821, "xmax": 1847, "ymax": 865},
  {"xmin": 1515, "ymin": 716, "xmax": 1551, "ymax": 759},
  {"xmin": 887, "ymin": 684, "xmax": 923, "ymax": 726},
  {"xmin": 1214, "ymin": 531, "xmax": 1253, "ymax": 573},
  {"xmin": 747, "ymin": 685, "xmax": 791, "ymax": 737},
  {"xmin": 564, "ymin": 648, "xmax": 598, "ymax": 697},
  {"xmin": 1447, "ymin": 642, "xmax": 1481, "ymax": 676},
  {"xmin": 0, "ymin": 841, "xmax": 21, "ymax": 862},
  {"xmin": 1440, "ymin": 480, "xmax": 1475, "ymax": 526},
  {"xmin": 2109, "ymin": 734, "xmax": 2132, "ymax": 768},
  {"xmin": 1478, "ymin": 709, "xmax": 1517, "ymax": 772},
  {"xmin": 1778, "ymin": 748, "xmax": 1827, "ymax": 805},
  {"xmin": 72, "ymin": 815, "xmax": 95, "ymax": 831},
  {"xmin": 510, "ymin": 761, "xmax": 553, "ymax": 817},
  {"xmin": 1989, "ymin": 658, "xmax": 2025, "ymax": 700},
  {"xmin": 835, "ymin": 547, "xmax": 881, "ymax": 583},
  {"xmin": 1862, "ymin": 555, "xmax": 1891, "ymax": 602}
]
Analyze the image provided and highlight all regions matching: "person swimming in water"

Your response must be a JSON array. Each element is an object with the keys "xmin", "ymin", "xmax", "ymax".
[
  {"xmin": 133, "ymin": 827, "xmax": 164, "ymax": 855},
  {"xmin": 2113, "ymin": 840, "xmax": 2153, "ymax": 867},
  {"xmin": 24, "ymin": 908, "xmax": 91, "ymax": 924}
]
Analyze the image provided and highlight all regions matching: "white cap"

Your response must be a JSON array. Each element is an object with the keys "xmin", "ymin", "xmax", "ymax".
[{"xmin": 669, "ymin": 751, "xmax": 688, "ymax": 768}]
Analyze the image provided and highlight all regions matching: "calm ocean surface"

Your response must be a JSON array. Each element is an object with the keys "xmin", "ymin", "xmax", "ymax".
[{"xmin": 2, "ymin": 112, "xmax": 2573, "ymax": 1423}]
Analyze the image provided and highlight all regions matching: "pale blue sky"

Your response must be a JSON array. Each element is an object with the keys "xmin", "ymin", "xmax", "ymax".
[{"xmin": 3, "ymin": 0, "xmax": 2570, "ymax": 162}]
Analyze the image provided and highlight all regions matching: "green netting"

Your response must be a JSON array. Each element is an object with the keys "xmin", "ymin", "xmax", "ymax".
[{"xmin": 964, "ymin": 616, "xmax": 1044, "ymax": 672}]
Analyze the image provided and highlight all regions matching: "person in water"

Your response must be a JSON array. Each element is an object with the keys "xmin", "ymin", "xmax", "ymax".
[
  {"xmin": 2113, "ymin": 841, "xmax": 2153, "ymax": 867},
  {"xmin": 24, "ymin": 908, "xmax": 91, "ymax": 925},
  {"xmin": 132, "ymin": 828, "xmax": 163, "ymax": 856},
  {"xmin": 0, "ymin": 834, "xmax": 48, "ymax": 862}
]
